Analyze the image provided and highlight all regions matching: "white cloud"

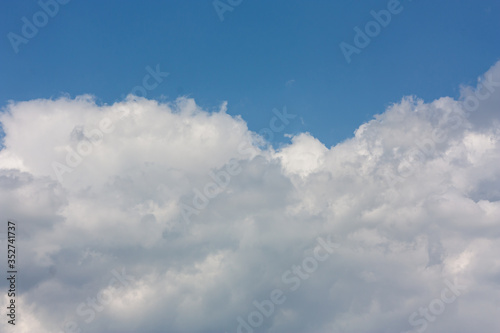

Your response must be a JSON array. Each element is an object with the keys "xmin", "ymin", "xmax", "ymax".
[{"xmin": 0, "ymin": 62, "xmax": 500, "ymax": 333}]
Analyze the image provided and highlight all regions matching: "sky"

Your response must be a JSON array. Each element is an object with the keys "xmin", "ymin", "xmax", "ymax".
[
  {"xmin": 1, "ymin": 1, "xmax": 500, "ymax": 333},
  {"xmin": 1, "ymin": 0, "xmax": 499, "ymax": 146}
]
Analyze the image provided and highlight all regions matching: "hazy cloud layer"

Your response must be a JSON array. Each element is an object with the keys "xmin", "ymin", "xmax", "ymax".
[{"xmin": 1, "ymin": 62, "xmax": 500, "ymax": 333}]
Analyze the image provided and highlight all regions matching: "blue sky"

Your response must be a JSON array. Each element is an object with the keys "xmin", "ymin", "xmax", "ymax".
[
  {"xmin": 1, "ymin": 0, "xmax": 499, "ymax": 147},
  {"xmin": 2, "ymin": 2, "xmax": 500, "ymax": 333}
]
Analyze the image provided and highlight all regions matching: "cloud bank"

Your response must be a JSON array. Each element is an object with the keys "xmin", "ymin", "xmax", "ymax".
[{"xmin": 1, "ymin": 61, "xmax": 500, "ymax": 333}]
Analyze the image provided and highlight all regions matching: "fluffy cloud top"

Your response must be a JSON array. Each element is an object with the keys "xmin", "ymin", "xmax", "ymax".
[{"xmin": 0, "ymin": 62, "xmax": 499, "ymax": 333}]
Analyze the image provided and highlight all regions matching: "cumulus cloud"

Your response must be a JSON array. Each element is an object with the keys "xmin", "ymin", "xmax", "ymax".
[{"xmin": 0, "ymin": 61, "xmax": 500, "ymax": 333}]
